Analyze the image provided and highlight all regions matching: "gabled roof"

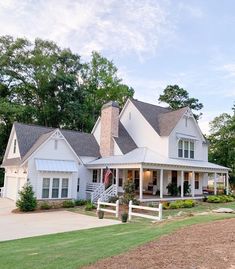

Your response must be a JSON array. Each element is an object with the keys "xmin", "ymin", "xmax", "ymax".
[
  {"xmin": 114, "ymin": 122, "xmax": 137, "ymax": 154},
  {"xmin": 131, "ymin": 99, "xmax": 188, "ymax": 136},
  {"xmin": 2, "ymin": 123, "xmax": 100, "ymax": 166}
]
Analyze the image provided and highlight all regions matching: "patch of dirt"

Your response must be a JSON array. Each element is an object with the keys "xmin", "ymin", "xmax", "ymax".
[{"xmin": 83, "ymin": 218, "xmax": 235, "ymax": 269}]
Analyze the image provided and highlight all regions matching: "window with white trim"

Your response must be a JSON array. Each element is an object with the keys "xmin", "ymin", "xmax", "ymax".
[
  {"xmin": 52, "ymin": 178, "xmax": 59, "ymax": 198},
  {"xmin": 61, "ymin": 178, "xmax": 69, "ymax": 198},
  {"xmin": 42, "ymin": 178, "xmax": 50, "ymax": 198},
  {"xmin": 92, "ymin": 170, "xmax": 98, "ymax": 183},
  {"xmin": 13, "ymin": 139, "xmax": 17, "ymax": 154},
  {"xmin": 178, "ymin": 140, "xmax": 195, "ymax": 159}
]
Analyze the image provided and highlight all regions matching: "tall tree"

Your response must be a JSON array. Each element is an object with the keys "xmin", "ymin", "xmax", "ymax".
[
  {"xmin": 207, "ymin": 107, "xmax": 235, "ymax": 184},
  {"xmin": 81, "ymin": 51, "xmax": 134, "ymax": 130},
  {"xmin": 158, "ymin": 85, "xmax": 203, "ymax": 120}
]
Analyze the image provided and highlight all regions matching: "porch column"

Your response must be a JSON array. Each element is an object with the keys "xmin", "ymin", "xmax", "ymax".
[
  {"xmin": 226, "ymin": 172, "xmax": 229, "ymax": 195},
  {"xmin": 116, "ymin": 168, "xmax": 119, "ymax": 195},
  {"xmin": 160, "ymin": 169, "xmax": 163, "ymax": 199},
  {"xmin": 214, "ymin": 172, "xmax": 217, "ymax": 195},
  {"xmin": 181, "ymin": 170, "xmax": 184, "ymax": 198},
  {"xmin": 191, "ymin": 171, "xmax": 195, "ymax": 197},
  {"xmin": 100, "ymin": 168, "xmax": 103, "ymax": 183},
  {"xmin": 139, "ymin": 166, "xmax": 143, "ymax": 200}
]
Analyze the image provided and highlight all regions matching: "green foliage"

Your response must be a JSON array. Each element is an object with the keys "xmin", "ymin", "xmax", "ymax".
[
  {"xmin": 0, "ymin": 35, "xmax": 134, "ymax": 169},
  {"xmin": 206, "ymin": 195, "xmax": 235, "ymax": 203},
  {"xmin": 158, "ymin": 85, "xmax": 203, "ymax": 120},
  {"xmin": 108, "ymin": 196, "xmax": 119, "ymax": 203},
  {"xmin": 178, "ymin": 181, "xmax": 191, "ymax": 196},
  {"xmin": 75, "ymin": 199, "xmax": 87, "ymax": 206},
  {"xmin": 62, "ymin": 200, "xmax": 75, "ymax": 208},
  {"xmin": 166, "ymin": 200, "xmax": 195, "ymax": 209},
  {"xmin": 16, "ymin": 183, "xmax": 37, "ymax": 212},
  {"xmin": 85, "ymin": 202, "xmax": 96, "ymax": 211},
  {"xmin": 167, "ymin": 182, "xmax": 179, "ymax": 196},
  {"xmin": 40, "ymin": 202, "xmax": 52, "ymax": 210},
  {"xmin": 121, "ymin": 212, "xmax": 128, "ymax": 223},
  {"xmin": 122, "ymin": 180, "xmax": 136, "ymax": 204},
  {"xmin": 207, "ymin": 108, "xmax": 235, "ymax": 184}
]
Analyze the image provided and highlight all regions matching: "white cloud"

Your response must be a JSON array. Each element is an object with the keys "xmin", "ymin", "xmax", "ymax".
[
  {"xmin": 178, "ymin": 2, "xmax": 203, "ymax": 18},
  {"xmin": 220, "ymin": 64, "xmax": 235, "ymax": 77},
  {"xmin": 0, "ymin": 0, "xmax": 173, "ymax": 59}
]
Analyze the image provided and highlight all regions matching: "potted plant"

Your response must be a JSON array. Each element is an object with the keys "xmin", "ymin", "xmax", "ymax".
[
  {"xmin": 97, "ymin": 210, "xmax": 104, "ymax": 219},
  {"xmin": 121, "ymin": 212, "xmax": 128, "ymax": 223}
]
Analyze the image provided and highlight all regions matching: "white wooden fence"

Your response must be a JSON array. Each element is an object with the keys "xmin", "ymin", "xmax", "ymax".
[
  {"xmin": 97, "ymin": 198, "xmax": 119, "ymax": 218},
  {"xmin": 128, "ymin": 201, "xmax": 162, "ymax": 221}
]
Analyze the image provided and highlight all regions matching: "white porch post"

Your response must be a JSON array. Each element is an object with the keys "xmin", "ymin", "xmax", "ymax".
[
  {"xmin": 100, "ymin": 168, "xmax": 103, "ymax": 183},
  {"xmin": 181, "ymin": 170, "xmax": 184, "ymax": 198},
  {"xmin": 160, "ymin": 169, "xmax": 163, "ymax": 199},
  {"xmin": 139, "ymin": 165, "xmax": 143, "ymax": 200},
  {"xmin": 116, "ymin": 168, "xmax": 119, "ymax": 195},
  {"xmin": 191, "ymin": 171, "xmax": 195, "ymax": 197},
  {"xmin": 226, "ymin": 172, "xmax": 229, "ymax": 195},
  {"xmin": 214, "ymin": 172, "xmax": 217, "ymax": 195}
]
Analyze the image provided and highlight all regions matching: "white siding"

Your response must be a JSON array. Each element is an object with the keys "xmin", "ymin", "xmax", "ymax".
[
  {"xmin": 120, "ymin": 101, "xmax": 168, "ymax": 156},
  {"xmin": 6, "ymin": 130, "xmax": 20, "ymax": 159},
  {"xmin": 92, "ymin": 118, "xmax": 101, "ymax": 145},
  {"xmin": 113, "ymin": 140, "xmax": 123, "ymax": 155}
]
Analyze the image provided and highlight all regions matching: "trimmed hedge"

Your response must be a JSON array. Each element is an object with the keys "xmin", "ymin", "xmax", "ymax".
[
  {"xmin": 206, "ymin": 195, "xmax": 235, "ymax": 203},
  {"xmin": 163, "ymin": 200, "xmax": 195, "ymax": 210},
  {"xmin": 62, "ymin": 200, "xmax": 75, "ymax": 208}
]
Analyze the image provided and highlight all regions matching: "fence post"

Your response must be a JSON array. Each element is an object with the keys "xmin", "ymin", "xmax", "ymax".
[
  {"xmin": 128, "ymin": 200, "xmax": 132, "ymax": 221},
  {"xmin": 159, "ymin": 203, "xmax": 163, "ymax": 221},
  {"xmin": 116, "ymin": 200, "xmax": 119, "ymax": 218},
  {"xmin": 97, "ymin": 198, "xmax": 100, "ymax": 212}
]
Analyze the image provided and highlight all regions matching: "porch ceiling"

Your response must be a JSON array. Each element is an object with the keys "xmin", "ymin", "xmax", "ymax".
[{"xmin": 86, "ymin": 147, "xmax": 229, "ymax": 173}]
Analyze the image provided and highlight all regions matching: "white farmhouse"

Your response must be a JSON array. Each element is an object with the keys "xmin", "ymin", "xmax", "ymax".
[{"xmin": 1, "ymin": 99, "xmax": 230, "ymax": 203}]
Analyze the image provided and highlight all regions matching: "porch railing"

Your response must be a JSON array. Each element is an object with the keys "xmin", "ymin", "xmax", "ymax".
[{"xmin": 99, "ymin": 184, "xmax": 117, "ymax": 202}]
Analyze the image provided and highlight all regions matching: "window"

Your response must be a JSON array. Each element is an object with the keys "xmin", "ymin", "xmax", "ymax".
[
  {"xmin": 52, "ymin": 178, "xmax": 59, "ymax": 198},
  {"xmin": 61, "ymin": 178, "xmax": 69, "ymax": 198},
  {"xmin": 178, "ymin": 140, "xmax": 183, "ymax": 158},
  {"xmin": 184, "ymin": 141, "xmax": 189, "ymax": 158},
  {"xmin": 13, "ymin": 139, "xmax": 17, "ymax": 154},
  {"xmin": 42, "ymin": 178, "xmax": 50, "ymax": 198},
  {"xmin": 92, "ymin": 170, "xmax": 98, "ymax": 182},
  {"xmin": 54, "ymin": 140, "xmax": 58, "ymax": 150},
  {"xmin": 195, "ymin": 173, "xmax": 199, "ymax": 189},
  {"xmin": 190, "ymin": 142, "xmax": 194, "ymax": 159},
  {"xmin": 77, "ymin": 178, "xmax": 80, "ymax": 192},
  {"xmin": 185, "ymin": 117, "xmax": 188, "ymax": 127},
  {"xmin": 153, "ymin": 171, "xmax": 157, "ymax": 185},
  {"xmin": 178, "ymin": 140, "xmax": 195, "ymax": 159},
  {"xmin": 129, "ymin": 112, "xmax": 131, "ymax": 120}
]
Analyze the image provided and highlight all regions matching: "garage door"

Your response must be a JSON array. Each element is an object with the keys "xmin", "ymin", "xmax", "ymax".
[{"xmin": 6, "ymin": 177, "xmax": 18, "ymax": 201}]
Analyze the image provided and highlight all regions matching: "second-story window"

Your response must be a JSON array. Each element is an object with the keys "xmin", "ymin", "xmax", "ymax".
[
  {"xmin": 13, "ymin": 139, "xmax": 17, "ymax": 154},
  {"xmin": 178, "ymin": 140, "xmax": 194, "ymax": 159}
]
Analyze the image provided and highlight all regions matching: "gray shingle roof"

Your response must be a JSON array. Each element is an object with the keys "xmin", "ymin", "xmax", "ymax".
[
  {"xmin": 131, "ymin": 99, "xmax": 188, "ymax": 136},
  {"xmin": 2, "ymin": 123, "xmax": 100, "ymax": 166},
  {"xmin": 114, "ymin": 122, "xmax": 137, "ymax": 154}
]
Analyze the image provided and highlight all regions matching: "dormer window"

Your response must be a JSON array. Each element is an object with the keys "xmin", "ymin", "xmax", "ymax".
[
  {"xmin": 178, "ymin": 139, "xmax": 194, "ymax": 159},
  {"xmin": 54, "ymin": 140, "xmax": 58, "ymax": 150},
  {"xmin": 13, "ymin": 139, "xmax": 17, "ymax": 154}
]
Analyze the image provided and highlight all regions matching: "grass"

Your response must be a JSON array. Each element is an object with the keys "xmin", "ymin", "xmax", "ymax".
[{"xmin": 1, "ymin": 213, "xmax": 235, "ymax": 269}]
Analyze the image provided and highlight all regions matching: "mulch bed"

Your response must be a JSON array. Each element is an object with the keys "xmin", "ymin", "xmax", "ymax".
[{"xmin": 83, "ymin": 218, "xmax": 235, "ymax": 269}]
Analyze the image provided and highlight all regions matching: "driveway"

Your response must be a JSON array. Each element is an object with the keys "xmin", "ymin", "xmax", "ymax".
[{"xmin": 0, "ymin": 198, "xmax": 120, "ymax": 242}]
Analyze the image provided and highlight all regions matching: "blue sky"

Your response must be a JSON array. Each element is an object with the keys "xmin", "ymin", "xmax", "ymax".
[{"xmin": 0, "ymin": 0, "xmax": 234, "ymax": 133}]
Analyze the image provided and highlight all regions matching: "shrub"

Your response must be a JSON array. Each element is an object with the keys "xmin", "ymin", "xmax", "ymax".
[
  {"xmin": 85, "ymin": 202, "xmax": 96, "ymax": 211},
  {"xmin": 167, "ymin": 200, "xmax": 195, "ymax": 209},
  {"xmin": 16, "ymin": 183, "xmax": 37, "ymax": 212},
  {"xmin": 62, "ymin": 200, "xmax": 75, "ymax": 208},
  {"xmin": 121, "ymin": 212, "xmax": 128, "ymax": 223},
  {"xmin": 162, "ymin": 202, "xmax": 170, "ymax": 209},
  {"xmin": 167, "ymin": 182, "xmax": 178, "ymax": 196},
  {"xmin": 109, "ymin": 196, "xmax": 119, "ymax": 203},
  {"xmin": 75, "ymin": 199, "xmax": 87, "ymax": 206},
  {"xmin": 169, "ymin": 201, "xmax": 180, "ymax": 209},
  {"xmin": 122, "ymin": 180, "xmax": 136, "ymax": 204},
  {"xmin": 97, "ymin": 210, "xmax": 104, "ymax": 219},
  {"xmin": 40, "ymin": 202, "xmax": 52, "ymax": 210},
  {"xmin": 183, "ymin": 200, "xmax": 195, "ymax": 208},
  {"xmin": 178, "ymin": 181, "xmax": 191, "ymax": 196},
  {"xmin": 206, "ymin": 195, "xmax": 235, "ymax": 203}
]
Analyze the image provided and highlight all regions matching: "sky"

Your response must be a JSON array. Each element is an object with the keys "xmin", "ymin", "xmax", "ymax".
[{"xmin": 0, "ymin": 0, "xmax": 234, "ymax": 134}]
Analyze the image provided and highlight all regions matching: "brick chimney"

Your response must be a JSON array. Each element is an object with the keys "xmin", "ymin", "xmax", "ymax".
[{"xmin": 100, "ymin": 101, "xmax": 119, "ymax": 157}]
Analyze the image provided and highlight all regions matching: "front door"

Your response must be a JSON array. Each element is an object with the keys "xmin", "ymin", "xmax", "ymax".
[{"xmin": 172, "ymin": 171, "xmax": 177, "ymax": 185}]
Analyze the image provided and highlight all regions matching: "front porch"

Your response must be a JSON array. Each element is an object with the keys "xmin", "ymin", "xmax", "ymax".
[{"xmin": 88, "ymin": 165, "xmax": 230, "ymax": 202}]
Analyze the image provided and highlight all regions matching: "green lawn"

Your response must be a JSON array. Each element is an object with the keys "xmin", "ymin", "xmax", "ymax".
[{"xmin": 1, "ymin": 213, "xmax": 235, "ymax": 269}]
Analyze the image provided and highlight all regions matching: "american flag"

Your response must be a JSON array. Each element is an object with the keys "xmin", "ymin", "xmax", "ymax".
[{"xmin": 104, "ymin": 167, "xmax": 112, "ymax": 185}]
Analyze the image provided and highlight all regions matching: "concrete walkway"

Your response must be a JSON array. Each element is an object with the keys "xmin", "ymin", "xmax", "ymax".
[{"xmin": 0, "ymin": 198, "xmax": 120, "ymax": 242}]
